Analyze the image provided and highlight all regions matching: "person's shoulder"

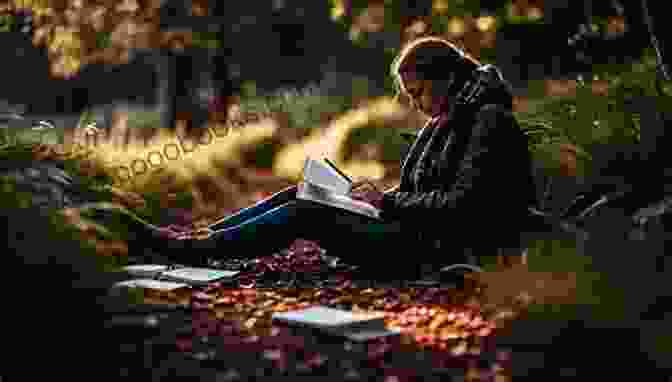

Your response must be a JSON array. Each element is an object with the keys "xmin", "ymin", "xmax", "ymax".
[
  {"xmin": 474, "ymin": 103, "xmax": 516, "ymax": 127},
  {"xmin": 471, "ymin": 102, "xmax": 525, "ymax": 143}
]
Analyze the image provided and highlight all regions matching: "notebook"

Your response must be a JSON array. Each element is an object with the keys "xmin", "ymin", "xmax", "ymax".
[
  {"xmin": 271, "ymin": 306, "xmax": 400, "ymax": 341},
  {"xmin": 113, "ymin": 279, "xmax": 189, "ymax": 291},
  {"xmin": 158, "ymin": 267, "xmax": 240, "ymax": 286},
  {"xmin": 296, "ymin": 157, "xmax": 381, "ymax": 220},
  {"xmin": 123, "ymin": 264, "xmax": 169, "ymax": 279}
]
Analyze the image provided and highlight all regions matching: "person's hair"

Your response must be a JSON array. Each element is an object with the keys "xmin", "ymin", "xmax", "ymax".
[{"xmin": 390, "ymin": 36, "xmax": 481, "ymax": 97}]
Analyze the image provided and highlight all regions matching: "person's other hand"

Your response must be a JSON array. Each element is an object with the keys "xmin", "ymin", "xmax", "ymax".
[{"xmin": 350, "ymin": 188, "xmax": 385, "ymax": 209}]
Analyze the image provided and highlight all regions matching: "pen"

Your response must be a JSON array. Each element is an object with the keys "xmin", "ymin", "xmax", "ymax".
[{"xmin": 324, "ymin": 157, "xmax": 353, "ymax": 183}]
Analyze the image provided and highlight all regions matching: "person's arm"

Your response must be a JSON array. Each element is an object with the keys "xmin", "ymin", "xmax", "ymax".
[{"xmin": 381, "ymin": 105, "xmax": 512, "ymax": 220}]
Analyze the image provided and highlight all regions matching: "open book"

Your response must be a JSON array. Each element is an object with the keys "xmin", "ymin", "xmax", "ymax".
[{"xmin": 296, "ymin": 157, "xmax": 381, "ymax": 220}]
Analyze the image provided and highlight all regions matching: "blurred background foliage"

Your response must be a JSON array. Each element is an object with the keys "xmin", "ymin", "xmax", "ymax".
[
  {"xmin": 2, "ymin": 0, "xmax": 669, "ymax": 256},
  {"xmin": 1, "ymin": 0, "xmax": 668, "ymax": 238}
]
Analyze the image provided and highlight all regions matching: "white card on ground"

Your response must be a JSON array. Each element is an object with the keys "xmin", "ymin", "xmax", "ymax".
[
  {"xmin": 271, "ymin": 306, "xmax": 387, "ymax": 329},
  {"xmin": 122, "ymin": 264, "xmax": 169, "ymax": 278},
  {"xmin": 341, "ymin": 327, "xmax": 402, "ymax": 342},
  {"xmin": 114, "ymin": 279, "xmax": 189, "ymax": 291},
  {"xmin": 160, "ymin": 267, "xmax": 239, "ymax": 284}
]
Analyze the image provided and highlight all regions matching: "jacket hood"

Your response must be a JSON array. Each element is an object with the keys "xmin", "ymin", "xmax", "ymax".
[{"xmin": 453, "ymin": 64, "xmax": 514, "ymax": 111}]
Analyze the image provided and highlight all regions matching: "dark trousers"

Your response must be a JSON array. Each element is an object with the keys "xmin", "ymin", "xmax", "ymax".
[
  {"xmin": 183, "ymin": 186, "xmax": 412, "ymax": 270},
  {"xmin": 118, "ymin": 185, "xmax": 521, "ymax": 271}
]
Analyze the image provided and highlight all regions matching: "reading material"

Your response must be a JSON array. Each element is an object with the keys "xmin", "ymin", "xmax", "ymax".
[
  {"xmin": 271, "ymin": 306, "xmax": 400, "ymax": 341},
  {"xmin": 123, "ymin": 264, "xmax": 169, "ymax": 279},
  {"xmin": 297, "ymin": 158, "xmax": 381, "ymax": 219},
  {"xmin": 113, "ymin": 279, "xmax": 189, "ymax": 291},
  {"xmin": 158, "ymin": 267, "xmax": 240, "ymax": 286}
]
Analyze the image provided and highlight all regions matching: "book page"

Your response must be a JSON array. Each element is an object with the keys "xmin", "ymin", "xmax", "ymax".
[
  {"xmin": 272, "ymin": 306, "xmax": 385, "ymax": 328},
  {"xmin": 297, "ymin": 181, "xmax": 381, "ymax": 220},
  {"xmin": 324, "ymin": 158, "xmax": 353, "ymax": 183},
  {"xmin": 123, "ymin": 264, "xmax": 169, "ymax": 278},
  {"xmin": 160, "ymin": 268, "xmax": 239, "ymax": 283},
  {"xmin": 113, "ymin": 279, "xmax": 189, "ymax": 291},
  {"xmin": 303, "ymin": 158, "xmax": 351, "ymax": 195}
]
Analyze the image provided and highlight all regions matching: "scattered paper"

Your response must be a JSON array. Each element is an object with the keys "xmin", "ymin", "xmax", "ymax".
[
  {"xmin": 272, "ymin": 306, "xmax": 384, "ymax": 327},
  {"xmin": 160, "ymin": 267, "xmax": 240, "ymax": 285},
  {"xmin": 114, "ymin": 279, "xmax": 189, "ymax": 291},
  {"xmin": 272, "ymin": 306, "xmax": 400, "ymax": 341},
  {"xmin": 123, "ymin": 264, "xmax": 169, "ymax": 278}
]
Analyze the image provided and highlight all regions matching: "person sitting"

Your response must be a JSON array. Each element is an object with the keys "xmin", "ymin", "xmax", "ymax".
[{"xmin": 135, "ymin": 36, "xmax": 537, "ymax": 276}]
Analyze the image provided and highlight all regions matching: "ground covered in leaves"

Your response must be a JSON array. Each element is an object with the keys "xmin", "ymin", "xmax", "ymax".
[
  {"xmin": 0, "ymin": 145, "xmax": 555, "ymax": 381},
  {"xmin": 6, "ymin": 143, "xmax": 667, "ymax": 381},
  {"xmin": 107, "ymin": 239, "xmax": 520, "ymax": 382}
]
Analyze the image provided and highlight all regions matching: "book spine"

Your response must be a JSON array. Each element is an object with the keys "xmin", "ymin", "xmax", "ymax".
[{"xmin": 297, "ymin": 186, "xmax": 381, "ymax": 220}]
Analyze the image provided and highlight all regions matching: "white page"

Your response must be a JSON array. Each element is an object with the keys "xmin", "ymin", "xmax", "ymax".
[
  {"xmin": 302, "ymin": 158, "xmax": 351, "ymax": 195},
  {"xmin": 114, "ymin": 279, "xmax": 189, "ymax": 291},
  {"xmin": 123, "ymin": 264, "xmax": 169, "ymax": 278},
  {"xmin": 160, "ymin": 268, "xmax": 239, "ymax": 283},
  {"xmin": 272, "ymin": 306, "xmax": 386, "ymax": 328},
  {"xmin": 297, "ymin": 182, "xmax": 381, "ymax": 219}
]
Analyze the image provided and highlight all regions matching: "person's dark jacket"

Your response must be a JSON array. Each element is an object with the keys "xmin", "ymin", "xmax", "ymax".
[{"xmin": 381, "ymin": 64, "xmax": 537, "ymax": 256}]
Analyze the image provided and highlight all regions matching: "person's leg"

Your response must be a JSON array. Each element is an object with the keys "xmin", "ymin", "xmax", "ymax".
[
  {"xmin": 193, "ymin": 199, "xmax": 406, "ymax": 266},
  {"xmin": 116, "ymin": 186, "xmax": 297, "ymax": 265},
  {"xmin": 207, "ymin": 185, "xmax": 297, "ymax": 231},
  {"xmin": 198, "ymin": 200, "xmax": 307, "ymax": 257}
]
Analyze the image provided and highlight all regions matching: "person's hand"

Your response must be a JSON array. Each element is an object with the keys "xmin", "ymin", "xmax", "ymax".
[
  {"xmin": 350, "ymin": 188, "xmax": 385, "ymax": 209},
  {"xmin": 384, "ymin": 184, "xmax": 400, "ymax": 193},
  {"xmin": 351, "ymin": 178, "xmax": 380, "ymax": 193}
]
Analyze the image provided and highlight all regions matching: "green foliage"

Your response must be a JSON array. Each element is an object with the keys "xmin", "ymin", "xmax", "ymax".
[
  {"xmin": 0, "ymin": 142, "xmax": 115, "ymax": 209},
  {"xmin": 0, "ymin": 125, "xmax": 63, "ymax": 147},
  {"xmin": 171, "ymin": 189, "xmax": 195, "ymax": 210},
  {"xmin": 78, "ymin": 107, "xmax": 95, "ymax": 129},
  {"xmin": 95, "ymin": 31, "xmax": 111, "ymax": 50},
  {"xmin": 192, "ymin": 31, "xmax": 220, "ymax": 49},
  {"xmin": 0, "ymin": 13, "xmax": 13, "ymax": 32},
  {"xmin": 132, "ymin": 191, "xmax": 163, "ymax": 223},
  {"xmin": 512, "ymin": 50, "xmax": 672, "ymax": 324},
  {"xmin": 343, "ymin": 124, "xmax": 408, "ymax": 163},
  {"xmin": 243, "ymin": 137, "xmax": 283, "ymax": 169},
  {"xmin": 515, "ymin": 52, "xmax": 671, "ymax": 177},
  {"xmin": 131, "ymin": 188, "xmax": 194, "ymax": 225},
  {"xmin": 500, "ymin": 1, "xmax": 543, "ymax": 25},
  {"xmin": 504, "ymin": 235, "xmax": 635, "ymax": 331},
  {"xmin": 0, "ymin": 174, "xmax": 118, "ymax": 269},
  {"xmin": 126, "ymin": 109, "xmax": 163, "ymax": 130},
  {"xmin": 0, "ymin": 170, "xmax": 38, "ymax": 209},
  {"xmin": 0, "ymin": 142, "xmax": 41, "ymax": 162},
  {"xmin": 239, "ymin": 83, "xmax": 354, "ymax": 130},
  {"xmin": 329, "ymin": 0, "xmax": 369, "ymax": 30}
]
